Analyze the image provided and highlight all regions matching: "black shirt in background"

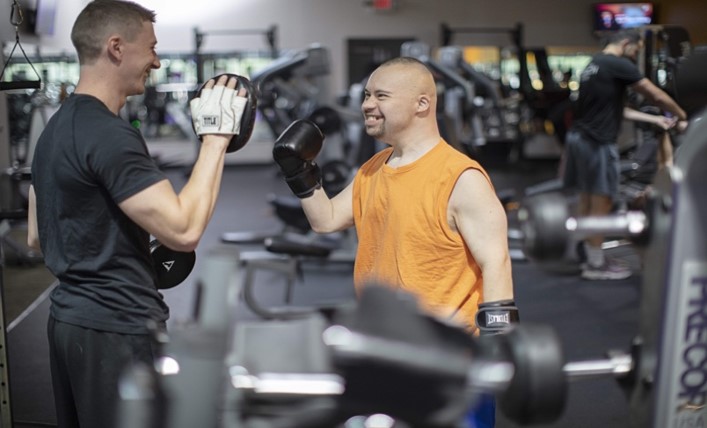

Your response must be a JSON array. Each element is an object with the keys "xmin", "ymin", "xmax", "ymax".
[{"xmin": 573, "ymin": 53, "xmax": 644, "ymax": 144}]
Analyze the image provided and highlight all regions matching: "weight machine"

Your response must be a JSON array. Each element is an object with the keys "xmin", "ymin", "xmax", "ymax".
[
  {"xmin": 437, "ymin": 45, "xmax": 521, "ymax": 146},
  {"xmin": 400, "ymin": 41, "xmax": 522, "ymax": 157},
  {"xmin": 0, "ymin": 0, "xmax": 42, "ymax": 92},
  {"xmin": 193, "ymin": 25, "xmax": 278, "ymax": 85},
  {"xmin": 249, "ymin": 44, "xmax": 331, "ymax": 138},
  {"xmin": 0, "ymin": 0, "xmax": 46, "ymax": 423},
  {"xmin": 637, "ymin": 25, "xmax": 690, "ymax": 101},
  {"xmin": 440, "ymin": 23, "xmax": 526, "ymax": 92},
  {"xmin": 438, "ymin": 23, "xmax": 571, "ymax": 161},
  {"xmin": 635, "ymin": 25, "xmax": 707, "ymax": 119},
  {"xmin": 399, "ymin": 41, "xmax": 481, "ymax": 154}
]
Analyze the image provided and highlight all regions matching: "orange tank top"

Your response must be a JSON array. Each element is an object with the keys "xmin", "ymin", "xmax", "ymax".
[{"xmin": 352, "ymin": 140, "xmax": 492, "ymax": 329}]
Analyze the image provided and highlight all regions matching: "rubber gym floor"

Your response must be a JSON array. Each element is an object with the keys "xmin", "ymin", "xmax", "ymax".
[{"xmin": 4, "ymin": 155, "xmax": 642, "ymax": 428}]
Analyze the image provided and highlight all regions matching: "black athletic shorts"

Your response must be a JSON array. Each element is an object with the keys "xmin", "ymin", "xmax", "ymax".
[{"xmin": 562, "ymin": 130, "xmax": 620, "ymax": 197}]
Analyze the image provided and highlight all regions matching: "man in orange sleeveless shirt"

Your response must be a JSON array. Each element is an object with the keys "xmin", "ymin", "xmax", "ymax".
[{"xmin": 273, "ymin": 57, "xmax": 518, "ymax": 427}]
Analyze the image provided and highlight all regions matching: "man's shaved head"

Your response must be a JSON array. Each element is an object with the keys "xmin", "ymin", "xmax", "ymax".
[
  {"xmin": 375, "ymin": 57, "xmax": 437, "ymax": 101},
  {"xmin": 362, "ymin": 56, "xmax": 439, "ymax": 142}
]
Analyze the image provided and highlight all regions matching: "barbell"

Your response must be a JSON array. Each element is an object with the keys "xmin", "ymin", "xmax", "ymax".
[{"xmin": 517, "ymin": 191, "xmax": 651, "ymax": 262}]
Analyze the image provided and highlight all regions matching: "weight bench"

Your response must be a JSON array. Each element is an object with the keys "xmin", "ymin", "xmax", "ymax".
[
  {"xmin": 222, "ymin": 192, "xmax": 355, "ymax": 311},
  {"xmin": 238, "ymin": 233, "xmax": 342, "ymax": 319}
]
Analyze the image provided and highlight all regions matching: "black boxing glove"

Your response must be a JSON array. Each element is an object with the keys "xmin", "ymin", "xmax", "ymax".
[
  {"xmin": 475, "ymin": 299, "xmax": 520, "ymax": 336},
  {"xmin": 273, "ymin": 119, "xmax": 324, "ymax": 198},
  {"xmin": 190, "ymin": 73, "xmax": 257, "ymax": 153}
]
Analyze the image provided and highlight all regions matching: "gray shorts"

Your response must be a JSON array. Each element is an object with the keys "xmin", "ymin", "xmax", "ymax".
[{"xmin": 562, "ymin": 130, "xmax": 619, "ymax": 197}]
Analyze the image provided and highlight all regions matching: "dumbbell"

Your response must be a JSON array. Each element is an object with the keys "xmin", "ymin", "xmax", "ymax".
[
  {"xmin": 517, "ymin": 191, "xmax": 651, "ymax": 262},
  {"xmin": 150, "ymin": 239, "xmax": 196, "ymax": 290},
  {"xmin": 231, "ymin": 323, "xmax": 634, "ymax": 425},
  {"xmin": 475, "ymin": 324, "xmax": 634, "ymax": 424}
]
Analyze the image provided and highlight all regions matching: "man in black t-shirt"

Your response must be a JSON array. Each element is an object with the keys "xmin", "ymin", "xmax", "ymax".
[
  {"xmin": 26, "ymin": 1, "xmax": 251, "ymax": 427},
  {"xmin": 562, "ymin": 29, "xmax": 687, "ymax": 280}
]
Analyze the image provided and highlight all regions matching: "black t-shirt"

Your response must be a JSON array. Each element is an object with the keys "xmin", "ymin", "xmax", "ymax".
[
  {"xmin": 31, "ymin": 94, "xmax": 169, "ymax": 334},
  {"xmin": 573, "ymin": 53, "xmax": 644, "ymax": 144}
]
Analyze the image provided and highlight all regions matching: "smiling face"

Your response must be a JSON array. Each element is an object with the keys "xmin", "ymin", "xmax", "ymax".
[
  {"xmin": 361, "ymin": 61, "xmax": 435, "ymax": 142},
  {"xmin": 119, "ymin": 20, "xmax": 161, "ymax": 96}
]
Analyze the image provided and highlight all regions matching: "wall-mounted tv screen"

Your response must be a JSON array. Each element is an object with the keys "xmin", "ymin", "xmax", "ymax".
[{"xmin": 593, "ymin": 3, "xmax": 655, "ymax": 31}]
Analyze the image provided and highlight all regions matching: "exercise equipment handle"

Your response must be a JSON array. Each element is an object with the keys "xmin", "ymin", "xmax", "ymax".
[
  {"xmin": 0, "ymin": 80, "xmax": 41, "ymax": 91},
  {"xmin": 566, "ymin": 211, "xmax": 648, "ymax": 238},
  {"xmin": 563, "ymin": 352, "xmax": 633, "ymax": 380},
  {"xmin": 468, "ymin": 352, "xmax": 633, "ymax": 392},
  {"xmin": 230, "ymin": 367, "xmax": 345, "ymax": 395},
  {"xmin": 1, "ymin": 0, "xmax": 43, "ymax": 91}
]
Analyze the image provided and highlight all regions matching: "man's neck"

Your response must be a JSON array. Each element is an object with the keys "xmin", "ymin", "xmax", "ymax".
[
  {"xmin": 603, "ymin": 44, "xmax": 623, "ymax": 57},
  {"xmin": 74, "ymin": 66, "xmax": 125, "ymax": 114},
  {"xmin": 385, "ymin": 130, "xmax": 440, "ymax": 168}
]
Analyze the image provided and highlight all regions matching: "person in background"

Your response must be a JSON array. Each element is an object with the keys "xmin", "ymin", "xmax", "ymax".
[{"xmin": 562, "ymin": 29, "xmax": 687, "ymax": 280}]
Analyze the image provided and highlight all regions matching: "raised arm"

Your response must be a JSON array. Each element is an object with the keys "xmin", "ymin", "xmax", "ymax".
[
  {"xmin": 118, "ymin": 137, "xmax": 228, "ymax": 252},
  {"xmin": 119, "ymin": 75, "xmax": 248, "ymax": 252},
  {"xmin": 273, "ymin": 119, "xmax": 354, "ymax": 234}
]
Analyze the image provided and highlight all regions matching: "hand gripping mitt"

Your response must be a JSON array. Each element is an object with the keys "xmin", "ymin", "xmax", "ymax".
[{"xmin": 190, "ymin": 73, "xmax": 258, "ymax": 152}]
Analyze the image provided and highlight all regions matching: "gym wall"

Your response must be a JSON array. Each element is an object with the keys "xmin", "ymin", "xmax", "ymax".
[
  {"xmin": 660, "ymin": 0, "xmax": 707, "ymax": 46},
  {"xmin": 1, "ymin": 0, "xmax": 705, "ymax": 95}
]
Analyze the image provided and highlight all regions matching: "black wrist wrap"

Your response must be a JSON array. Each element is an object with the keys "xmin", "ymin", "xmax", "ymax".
[
  {"xmin": 285, "ymin": 162, "xmax": 322, "ymax": 198},
  {"xmin": 475, "ymin": 299, "xmax": 520, "ymax": 336}
]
